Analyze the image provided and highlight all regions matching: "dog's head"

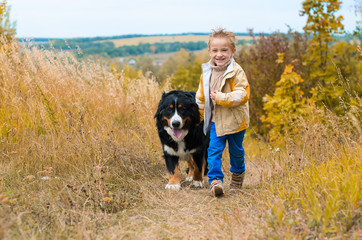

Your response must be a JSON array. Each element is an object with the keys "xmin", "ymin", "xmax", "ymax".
[{"xmin": 154, "ymin": 90, "xmax": 200, "ymax": 140}]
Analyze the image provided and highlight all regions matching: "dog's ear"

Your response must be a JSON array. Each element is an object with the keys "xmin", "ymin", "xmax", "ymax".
[
  {"xmin": 154, "ymin": 109, "xmax": 159, "ymax": 119},
  {"xmin": 186, "ymin": 91, "xmax": 196, "ymax": 98},
  {"xmin": 192, "ymin": 101, "xmax": 200, "ymax": 124},
  {"xmin": 184, "ymin": 92, "xmax": 200, "ymax": 124},
  {"xmin": 161, "ymin": 91, "xmax": 166, "ymax": 99}
]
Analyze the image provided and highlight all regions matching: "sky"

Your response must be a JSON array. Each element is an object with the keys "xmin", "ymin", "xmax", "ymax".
[{"xmin": 6, "ymin": 0, "xmax": 360, "ymax": 38}]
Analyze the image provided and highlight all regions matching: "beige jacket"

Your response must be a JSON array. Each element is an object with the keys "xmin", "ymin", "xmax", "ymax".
[{"xmin": 196, "ymin": 58, "xmax": 250, "ymax": 137}]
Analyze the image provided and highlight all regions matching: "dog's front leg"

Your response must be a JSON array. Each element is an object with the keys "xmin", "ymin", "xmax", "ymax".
[
  {"xmin": 164, "ymin": 154, "xmax": 181, "ymax": 190},
  {"xmin": 166, "ymin": 166, "xmax": 181, "ymax": 190}
]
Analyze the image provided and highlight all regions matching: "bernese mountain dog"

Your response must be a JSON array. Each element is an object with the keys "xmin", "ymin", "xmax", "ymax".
[{"xmin": 154, "ymin": 90, "xmax": 209, "ymax": 190}]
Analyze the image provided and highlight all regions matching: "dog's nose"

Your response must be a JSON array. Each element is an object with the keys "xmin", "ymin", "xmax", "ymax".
[{"xmin": 171, "ymin": 120, "xmax": 181, "ymax": 128}]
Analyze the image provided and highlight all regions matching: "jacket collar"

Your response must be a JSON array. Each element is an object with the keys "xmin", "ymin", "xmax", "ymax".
[
  {"xmin": 202, "ymin": 58, "xmax": 235, "ymax": 76},
  {"xmin": 223, "ymin": 58, "xmax": 235, "ymax": 77}
]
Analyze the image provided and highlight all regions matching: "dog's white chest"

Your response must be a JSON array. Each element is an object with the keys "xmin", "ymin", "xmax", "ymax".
[{"xmin": 163, "ymin": 141, "xmax": 197, "ymax": 158}]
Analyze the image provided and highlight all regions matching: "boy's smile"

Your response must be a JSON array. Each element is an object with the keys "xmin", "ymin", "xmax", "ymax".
[{"xmin": 208, "ymin": 37, "xmax": 236, "ymax": 66}]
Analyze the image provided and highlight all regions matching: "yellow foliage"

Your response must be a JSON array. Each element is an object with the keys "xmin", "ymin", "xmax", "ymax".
[
  {"xmin": 169, "ymin": 50, "xmax": 204, "ymax": 91},
  {"xmin": 0, "ymin": 0, "xmax": 15, "ymax": 42},
  {"xmin": 282, "ymin": 64, "xmax": 293, "ymax": 74},
  {"xmin": 0, "ymin": 2, "xmax": 5, "ymax": 14},
  {"xmin": 276, "ymin": 52, "xmax": 284, "ymax": 64},
  {"xmin": 262, "ymin": 64, "xmax": 308, "ymax": 141}
]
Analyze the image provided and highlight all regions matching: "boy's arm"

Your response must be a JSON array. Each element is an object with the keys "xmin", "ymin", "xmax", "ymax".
[
  {"xmin": 195, "ymin": 76, "xmax": 205, "ymax": 121},
  {"xmin": 215, "ymin": 70, "xmax": 250, "ymax": 108}
]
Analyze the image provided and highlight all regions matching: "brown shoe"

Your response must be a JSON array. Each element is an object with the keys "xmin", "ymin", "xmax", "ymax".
[
  {"xmin": 210, "ymin": 179, "xmax": 224, "ymax": 197},
  {"xmin": 230, "ymin": 172, "xmax": 245, "ymax": 190}
]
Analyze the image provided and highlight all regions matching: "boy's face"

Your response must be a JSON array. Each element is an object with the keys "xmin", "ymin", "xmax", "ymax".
[{"xmin": 208, "ymin": 37, "xmax": 236, "ymax": 66}]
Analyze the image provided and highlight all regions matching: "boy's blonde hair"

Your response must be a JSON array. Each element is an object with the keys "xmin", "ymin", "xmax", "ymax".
[{"xmin": 208, "ymin": 28, "xmax": 237, "ymax": 50}]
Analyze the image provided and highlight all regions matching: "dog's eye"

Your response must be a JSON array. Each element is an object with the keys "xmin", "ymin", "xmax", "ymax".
[
  {"xmin": 177, "ymin": 104, "xmax": 185, "ymax": 111},
  {"xmin": 169, "ymin": 104, "xmax": 174, "ymax": 109}
]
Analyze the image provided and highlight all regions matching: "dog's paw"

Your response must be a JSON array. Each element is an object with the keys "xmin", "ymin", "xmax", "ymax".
[
  {"xmin": 192, "ymin": 180, "xmax": 203, "ymax": 188},
  {"xmin": 165, "ymin": 184, "xmax": 181, "ymax": 191},
  {"xmin": 185, "ymin": 176, "xmax": 193, "ymax": 182}
]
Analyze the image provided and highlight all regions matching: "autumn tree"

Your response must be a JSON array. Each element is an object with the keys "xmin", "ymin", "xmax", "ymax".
[
  {"xmin": 135, "ymin": 55, "xmax": 159, "ymax": 76},
  {"xmin": 261, "ymin": 65, "xmax": 308, "ymax": 141},
  {"xmin": 171, "ymin": 57, "xmax": 203, "ymax": 91},
  {"xmin": 301, "ymin": 0, "xmax": 344, "ymax": 71},
  {"xmin": 156, "ymin": 49, "xmax": 193, "ymax": 83},
  {"xmin": 0, "ymin": 0, "xmax": 16, "ymax": 43},
  {"xmin": 300, "ymin": 0, "xmax": 347, "ymax": 111},
  {"xmin": 261, "ymin": 0, "xmax": 360, "ymax": 140}
]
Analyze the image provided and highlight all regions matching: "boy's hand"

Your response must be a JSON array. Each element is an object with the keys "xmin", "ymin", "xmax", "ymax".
[{"xmin": 210, "ymin": 90, "xmax": 218, "ymax": 100}]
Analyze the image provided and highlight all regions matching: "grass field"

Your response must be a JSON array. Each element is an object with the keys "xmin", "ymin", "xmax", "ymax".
[
  {"xmin": 1, "ymin": 39, "xmax": 361, "ymax": 239},
  {"xmin": 100, "ymin": 34, "xmax": 254, "ymax": 47}
]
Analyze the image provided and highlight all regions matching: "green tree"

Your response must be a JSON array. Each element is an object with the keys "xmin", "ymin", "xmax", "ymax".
[{"xmin": 0, "ymin": 0, "xmax": 16, "ymax": 43}]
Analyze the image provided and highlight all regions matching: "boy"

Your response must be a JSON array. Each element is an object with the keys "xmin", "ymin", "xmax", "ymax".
[{"xmin": 196, "ymin": 28, "xmax": 250, "ymax": 197}]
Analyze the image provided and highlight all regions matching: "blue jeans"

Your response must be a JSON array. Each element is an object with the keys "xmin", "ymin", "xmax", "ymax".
[{"xmin": 207, "ymin": 122, "xmax": 246, "ymax": 184}]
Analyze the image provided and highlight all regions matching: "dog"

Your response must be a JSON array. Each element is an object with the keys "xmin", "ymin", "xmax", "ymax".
[{"xmin": 154, "ymin": 90, "xmax": 209, "ymax": 190}]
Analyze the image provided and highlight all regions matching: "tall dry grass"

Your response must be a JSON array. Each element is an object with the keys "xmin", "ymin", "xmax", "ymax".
[
  {"xmin": 0, "ymin": 38, "xmax": 163, "ymax": 166},
  {"xmin": 0, "ymin": 38, "xmax": 166, "ymax": 239}
]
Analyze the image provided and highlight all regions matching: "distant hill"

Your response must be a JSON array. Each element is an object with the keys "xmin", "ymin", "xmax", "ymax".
[
  {"xmin": 21, "ymin": 32, "xmax": 253, "ymax": 43},
  {"xmin": 99, "ymin": 34, "xmax": 254, "ymax": 48},
  {"xmin": 19, "ymin": 32, "xmax": 355, "ymax": 59},
  {"xmin": 22, "ymin": 33, "xmax": 256, "ymax": 58}
]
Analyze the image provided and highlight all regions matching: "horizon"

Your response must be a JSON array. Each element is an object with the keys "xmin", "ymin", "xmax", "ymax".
[
  {"xmin": 19, "ymin": 32, "xmax": 267, "ymax": 40},
  {"xmin": 16, "ymin": 30, "xmax": 356, "ymax": 41}
]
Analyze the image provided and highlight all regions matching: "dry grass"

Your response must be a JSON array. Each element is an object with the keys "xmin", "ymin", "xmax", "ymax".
[
  {"xmin": 100, "ymin": 34, "xmax": 254, "ymax": 47},
  {"xmin": 0, "ymin": 38, "xmax": 360, "ymax": 239},
  {"xmin": 265, "ymin": 149, "xmax": 361, "ymax": 239},
  {"xmin": 257, "ymin": 91, "xmax": 362, "ymax": 238}
]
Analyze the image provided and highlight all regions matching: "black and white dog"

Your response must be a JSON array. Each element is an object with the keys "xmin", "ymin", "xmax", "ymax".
[{"xmin": 154, "ymin": 90, "xmax": 209, "ymax": 190}]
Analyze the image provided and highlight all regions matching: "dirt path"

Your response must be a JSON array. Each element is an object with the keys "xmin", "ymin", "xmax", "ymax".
[{"xmin": 103, "ymin": 158, "xmax": 268, "ymax": 239}]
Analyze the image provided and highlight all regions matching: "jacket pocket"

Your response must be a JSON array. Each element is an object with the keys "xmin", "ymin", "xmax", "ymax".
[{"xmin": 231, "ymin": 106, "xmax": 243, "ymax": 126}]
